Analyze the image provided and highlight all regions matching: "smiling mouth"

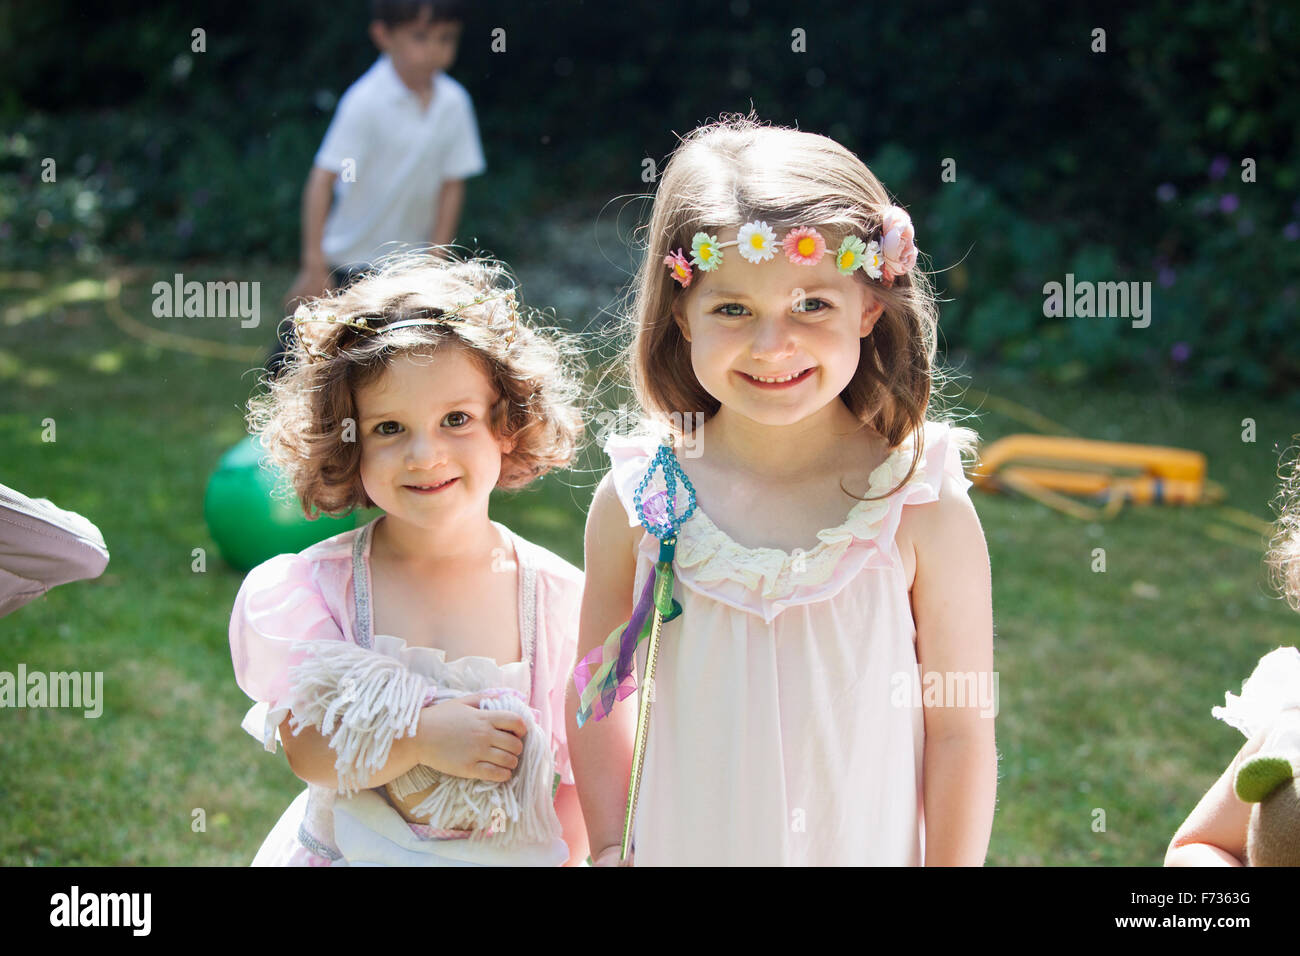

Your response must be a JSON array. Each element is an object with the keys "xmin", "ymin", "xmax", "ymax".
[
  {"xmin": 737, "ymin": 367, "xmax": 816, "ymax": 385},
  {"xmin": 405, "ymin": 477, "xmax": 458, "ymax": 491}
]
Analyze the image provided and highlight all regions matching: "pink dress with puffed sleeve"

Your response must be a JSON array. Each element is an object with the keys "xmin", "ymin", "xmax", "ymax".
[
  {"xmin": 229, "ymin": 517, "xmax": 582, "ymax": 866},
  {"xmin": 601, "ymin": 420, "xmax": 974, "ymax": 865}
]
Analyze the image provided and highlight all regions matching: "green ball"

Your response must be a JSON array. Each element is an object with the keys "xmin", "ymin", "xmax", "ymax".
[{"xmin": 204, "ymin": 434, "xmax": 357, "ymax": 572}]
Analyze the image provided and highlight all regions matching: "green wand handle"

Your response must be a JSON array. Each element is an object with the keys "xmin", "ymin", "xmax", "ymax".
[
  {"xmin": 619, "ymin": 554, "xmax": 674, "ymax": 862},
  {"xmin": 620, "ymin": 604, "xmax": 663, "ymax": 862}
]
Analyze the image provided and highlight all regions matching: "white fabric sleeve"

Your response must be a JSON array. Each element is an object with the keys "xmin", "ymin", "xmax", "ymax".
[
  {"xmin": 313, "ymin": 90, "xmax": 372, "ymax": 174},
  {"xmin": 0, "ymin": 483, "xmax": 108, "ymax": 618},
  {"xmin": 1212, "ymin": 646, "xmax": 1300, "ymax": 738},
  {"xmin": 442, "ymin": 89, "xmax": 486, "ymax": 181}
]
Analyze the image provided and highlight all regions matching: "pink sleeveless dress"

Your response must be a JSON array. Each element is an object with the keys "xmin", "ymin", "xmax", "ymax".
[
  {"xmin": 603, "ymin": 420, "xmax": 972, "ymax": 865},
  {"xmin": 229, "ymin": 516, "xmax": 582, "ymax": 866}
]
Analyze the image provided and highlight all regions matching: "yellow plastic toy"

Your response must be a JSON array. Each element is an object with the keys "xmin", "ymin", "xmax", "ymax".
[
  {"xmin": 972, "ymin": 434, "xmax": 1217, "ymax": 519},
  {"xmin": 959, "ymin": 388, "xmax": 1271, "ymax": 541}
]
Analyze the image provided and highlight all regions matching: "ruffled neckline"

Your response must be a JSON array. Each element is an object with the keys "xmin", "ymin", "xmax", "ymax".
[
  {"xmin": 675, "ymin": 432, "xmax": 923, "ymax": 562},
  {"xmin": 605, "ymin": 421, "xmax": 958, "ymax": 619},
  {"xmin": 370, "ymin": 633, "xmax": 530, "ymax": 692}
]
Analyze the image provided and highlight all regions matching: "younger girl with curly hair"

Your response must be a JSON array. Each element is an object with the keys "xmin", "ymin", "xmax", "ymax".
[{"xmin": 229, "ymin": 253, "xmax": 589, "ymax": 866}]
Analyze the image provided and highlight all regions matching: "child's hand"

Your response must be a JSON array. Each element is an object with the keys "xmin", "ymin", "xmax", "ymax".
[
  {"xmin": 285, "ymin": 262, "xmax": 331, "ymax": 311},
  {"xmin": 591, "ymin": 844, "xmax": 634, "ymax": 866},
  {"xmin": 417, "ymin": 692, "xmax": 527, "ymax": 782}
]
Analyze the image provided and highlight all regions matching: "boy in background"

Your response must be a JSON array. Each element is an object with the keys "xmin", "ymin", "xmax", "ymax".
[{"xmin": 275, "ymin": 0, "xmax": 485, "ymax": 367}]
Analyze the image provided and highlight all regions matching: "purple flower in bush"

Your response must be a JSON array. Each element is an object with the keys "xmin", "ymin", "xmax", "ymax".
[
  {"xmin": 1159, "ymin": 267, "xmax": 1176, "ymax": 288},
  {"xmin": 1171, "ymin": 342, "xmax": 1191, "ymax": 364},
  {"xmin": 1156, "ymin": 183, "xmax": 1177, "ymax": 203},
  {"xmin": 1209, "ymin": 155, "xmax": 1230, "ymax": 180},
  {"xmin": 1218, "ymin": 193, "xmax": 1239, "ymax": 214},
  {"xmin": 192, "ymin": 188, "xmax": 210, "ymax": 207},
  {"xmin": 1284, "ymin": 222, "xmax": 1300, "ymax": 242},
  {"xmin": 175, "ymin": 217, "xmax": 194, "ymax": 238}
]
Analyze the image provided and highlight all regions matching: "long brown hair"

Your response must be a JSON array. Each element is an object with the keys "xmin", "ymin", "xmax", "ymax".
[{"xmin": 623, "ymin": 113, "xmax": 974, "ymax": 496}]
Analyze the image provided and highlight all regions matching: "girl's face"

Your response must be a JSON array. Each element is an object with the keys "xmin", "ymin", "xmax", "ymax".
[
  {"xmin": 671, "ymin": 228, "xmax": 884, "ymax": 428},
  {"xmin": 354, "ymin": 347, "xmax": 514, "ymax": 527}
]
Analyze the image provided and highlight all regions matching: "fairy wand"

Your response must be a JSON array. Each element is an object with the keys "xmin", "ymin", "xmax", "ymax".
[{"xmin": 572, "ymin": 444, "xmax": 696, "ymax": 861}]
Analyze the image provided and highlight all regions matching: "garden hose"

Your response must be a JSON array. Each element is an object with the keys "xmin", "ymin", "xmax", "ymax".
[{"xmin": 961, "ymin": 389, "xmax": 1275, "ymax": 549}]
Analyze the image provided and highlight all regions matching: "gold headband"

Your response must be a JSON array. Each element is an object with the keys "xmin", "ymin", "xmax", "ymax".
[{"xmin": 292, "ymin": 289, "xmax": 520, "ymax": 361}]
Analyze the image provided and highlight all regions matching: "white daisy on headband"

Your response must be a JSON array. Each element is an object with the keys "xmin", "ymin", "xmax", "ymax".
[{"xmin": 735, "ymin": 221, "xmax": 778, "ymax": 263}]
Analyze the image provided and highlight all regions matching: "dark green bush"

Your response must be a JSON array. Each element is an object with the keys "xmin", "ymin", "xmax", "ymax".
[{"xmin": 0, "ymin": 0, "xmax": 1295, "ymax": 394}]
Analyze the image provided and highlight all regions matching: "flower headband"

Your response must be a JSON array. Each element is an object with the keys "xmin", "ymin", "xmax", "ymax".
[
  {"xmin": 663, "ymin": 205, "xmax": 918, "ymax": 289},
  {"xmin": 291, "ymin": 288, "xmax": 521, "ymax": 361}
]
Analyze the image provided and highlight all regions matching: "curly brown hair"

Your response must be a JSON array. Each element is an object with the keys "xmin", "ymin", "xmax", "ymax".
[
  {"xmin": 248, "ymin": 253, "xmax": 587, "ymax": 518},
  {"xmin": 1267, "ymin": 438, "xmax": 1300, "ymax": 612},
  {"xmin": 620, "ymin": 113, "xmax": 976, "ymax": 496}
]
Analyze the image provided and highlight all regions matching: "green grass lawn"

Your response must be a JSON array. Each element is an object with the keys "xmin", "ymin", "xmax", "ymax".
[{"xmin": 1, "ymin": 260, "xmax": 1297, "ymax": 865}]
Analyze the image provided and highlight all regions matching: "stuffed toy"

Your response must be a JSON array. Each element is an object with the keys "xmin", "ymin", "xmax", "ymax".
[{"xmin": 1214, "ymin": 646, "xmax": 1300, "ymax": 866}]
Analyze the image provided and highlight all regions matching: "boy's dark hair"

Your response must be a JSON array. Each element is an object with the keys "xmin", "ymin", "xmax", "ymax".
[{"xmin": 371, "ymin": 0, "xmax": 466, "ymax": 28}]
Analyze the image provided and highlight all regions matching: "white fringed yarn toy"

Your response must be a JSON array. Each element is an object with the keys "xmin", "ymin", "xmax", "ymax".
[{"xmin": 287, "ymin": 638, "xmax": 560, "ymax": 849}]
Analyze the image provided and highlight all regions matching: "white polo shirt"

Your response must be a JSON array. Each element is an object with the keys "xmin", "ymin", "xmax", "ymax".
[{"xmin": 314, "ymin": 55, "xmax": 486, "ymax": 268}]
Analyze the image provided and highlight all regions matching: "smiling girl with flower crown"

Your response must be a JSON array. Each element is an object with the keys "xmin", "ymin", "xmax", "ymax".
[{"xmin": 568, "ymin": 116, "xmax": 997, "ymax": 866}]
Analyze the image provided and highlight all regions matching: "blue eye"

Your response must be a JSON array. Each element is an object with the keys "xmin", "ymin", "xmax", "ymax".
[
  {"xmin": 715, "ymin": 303, "xmax": 749, "ymax": 317},
  {"xmin": 444, "ymin": 411, "xmax": 471, "ymax": 428},
  {"xmin": 375, "ymin": 421, "xmax": 402, "ymax": 436},
  {"xmin": 793, "ymin": 298, "xmax": 829, "ymax": 313},
  {"xmin": 713, "ymin": 300, "xmax": 830, "ymax": 317}
]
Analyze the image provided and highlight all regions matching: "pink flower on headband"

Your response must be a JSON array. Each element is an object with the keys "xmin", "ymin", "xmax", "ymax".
[
  {"xmin": 783, "ymin": 227, "xmax": 826, "ymax": 265},
  {"xmin": 664, "ymin": 248, "xmax": 693, "ymax": 287},
  {"xmin": 879, "ymin": 206, "xmax": 918, "ymax": 283}
]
